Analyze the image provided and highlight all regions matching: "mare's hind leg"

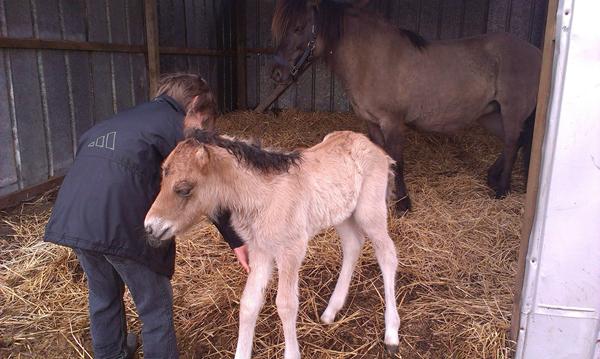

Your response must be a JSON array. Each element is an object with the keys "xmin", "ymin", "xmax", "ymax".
[
  {"xmin": 380, "ymin": 121, "xmax": 412, "ymax": 212},
  {"xmin": 477, "ymin": 111, "xmax": 505, "ymax": 191},
  {"xmin": 321, "ymin": 217, "xmax": 366, "ymax": 324},
  {"xmin": 354, "ymin": 177, "xmax": 400, "ymax": 353}
]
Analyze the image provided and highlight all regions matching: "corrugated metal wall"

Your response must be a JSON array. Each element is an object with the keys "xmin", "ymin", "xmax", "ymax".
[
  {"xmin": 0, "ymin": 0, "xmax": 548, "ymax": 197},
  {"xmin": 245, "ymin": 0, "xmax": 549, "ymax": 111}
]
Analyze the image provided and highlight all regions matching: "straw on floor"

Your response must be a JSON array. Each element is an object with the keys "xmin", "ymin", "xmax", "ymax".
[{"xmin": 0, "ymin": 110, "xmax": 525, "ymax": 358}]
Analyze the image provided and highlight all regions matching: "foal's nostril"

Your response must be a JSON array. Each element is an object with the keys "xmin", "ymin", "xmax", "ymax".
[{"xmin": 145, "ymin": 225, "xmax": 153, "ymax": 235}]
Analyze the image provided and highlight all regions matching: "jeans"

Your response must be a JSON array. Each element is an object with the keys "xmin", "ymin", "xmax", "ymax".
[{"xmin": 75, "ymin": 249, "xmax": 178, "ymax": 359}]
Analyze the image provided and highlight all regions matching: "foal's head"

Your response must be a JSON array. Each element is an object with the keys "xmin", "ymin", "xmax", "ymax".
[
  {"xmin": 145, "ymin": 130, "xmax": 301, "ymax": 248},
  {"xmin": 271, "ymin": 0, "xmax": 355, "ymax": 83}
]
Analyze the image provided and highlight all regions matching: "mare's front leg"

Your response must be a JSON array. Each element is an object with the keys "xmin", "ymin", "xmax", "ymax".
[
  {"xmin": 275, "ymin": 248, "xmax": 306, "ymax": 359},
  {"xmin": 380, "ymin": 121, "xmax": 412, "ymax": 212},
  {"xmin": 235, "ymin": 249, "xmax": 273, "ymax": 359}
]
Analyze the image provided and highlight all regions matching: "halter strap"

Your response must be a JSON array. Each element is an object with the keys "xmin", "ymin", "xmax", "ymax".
[{"xmin": 290, "ymin": 7, "xmax": 318, "ymax": 77}]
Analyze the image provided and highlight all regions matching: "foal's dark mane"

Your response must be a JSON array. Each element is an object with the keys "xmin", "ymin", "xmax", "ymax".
[
  {"xmin": 187, "ymin": 129, "xmax": 302, "ymax": 174},
  {"xmin": 272, "ymin": 0, "xmax": 428, "ymax": 50}
]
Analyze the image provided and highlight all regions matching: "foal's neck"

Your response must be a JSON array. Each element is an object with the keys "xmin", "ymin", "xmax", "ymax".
[{"xmin": 214, "ymin": 161, "xmax": 288, "ymax": 216}]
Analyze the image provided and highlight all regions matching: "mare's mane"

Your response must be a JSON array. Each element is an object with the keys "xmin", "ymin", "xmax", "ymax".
[
  {"xmin": 272, "ymin": 0, "xmax": 428, "ymax": 51},
  {"xmin": 186, "ymin": 129, "xmax": 302, "ymax": 174}
]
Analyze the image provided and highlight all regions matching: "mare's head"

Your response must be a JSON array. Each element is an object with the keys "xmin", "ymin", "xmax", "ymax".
[
  {"xmin": 144, "ymin": 130, "xmax": 302, "ymax": 248},
  {"xmin": 271, "ymin": 0, "xmax": 358, "ymax": 83}
]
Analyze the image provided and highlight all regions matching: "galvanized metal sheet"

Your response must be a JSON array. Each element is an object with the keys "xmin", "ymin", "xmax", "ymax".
[
  {"xmin": 67, "ymin": 51, "xmax": 94, "ymax": 146},
  {"xmin": 419, "ymin": 0, "xmax": 442, "ymax": 39},
  {"xmin": 509, "ymin": 0, "xmax": 535, "ymax": 41},
  {"xmin": 60, "ymin": 0, "xmax": 86, "ymax": 41},
  {"xmin": 91, "ymin": 52, "xmax": 115, "ymax": 122},
  {"xmin": 488, "ymin": 0, "xmax": 511, "ymax": 33},
  {"xmin": 439, "ymin": 1, "xmax": 463, "ymax": 39},
  {"xmin": 158, "ymin": 0, "xmax": 186, "ymax": 47},
  {"xmin": 314, "ymin": 63, "xmax": 331, "ymax": 111},
  {"xmin": 462, "ymin": 0, "xmax": 488, "ymax": 36},
  {"xmin": 108, "ymin": 0, "xmax": 129, "ymax": 44},
  {"xmin": 113, "ymin": 53, "xmax": 134, "ymax": 111},
  {"xmin": 9, "ymin": 49, "xmax": 49, "ymax": 187},
  {"xmin": 131, "ymin": 54, "xmax": 148, "ymax": 102},
  {"xmin": 530, "ymin": 0, "xmax": 548, "ymax": 47},
  {"xmin": 4, "ymin": 0, "xmax": 34, "ymax": 37},
  {"xmin": 86, "ymin": 0, "xmax": 109, "ymax": 42},
  {"xmin": 0, "ymin": 50, "xmax": 18, "ymax": 192},
  {"xmin": 395, "ymin": 0, "xmax": 421, "ymax": 32},
  {"xmin": 33, "ymin": 0, "xmax": 62, "ymax": 40},
  {"xmin": 40, "ymin": 50, "xmax": 74, "ymax": 175},
  {"xmin": 127, "ymin": 0, "xmax": 145, "ymax": 45}
]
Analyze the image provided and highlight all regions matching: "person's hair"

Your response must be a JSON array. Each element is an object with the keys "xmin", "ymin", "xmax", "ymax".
[{"xmin": 155, "ymin": 73, "xmax": 217, "ymax": 115}]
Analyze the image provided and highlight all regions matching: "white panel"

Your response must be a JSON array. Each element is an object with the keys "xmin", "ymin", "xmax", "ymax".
[{"xmin": 516, "ymin": 0, "xmax": 600, "ymax": 358}]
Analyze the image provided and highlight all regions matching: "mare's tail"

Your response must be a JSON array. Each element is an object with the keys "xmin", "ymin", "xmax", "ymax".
[{"xmin": 518, "ymin": 109, "xmax": 536, "ymax": 181}]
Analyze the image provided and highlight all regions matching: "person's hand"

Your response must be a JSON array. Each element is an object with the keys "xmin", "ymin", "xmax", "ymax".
[{"xmin": 233, "ymin": 244, "xmax": 250, "ymax": 274}]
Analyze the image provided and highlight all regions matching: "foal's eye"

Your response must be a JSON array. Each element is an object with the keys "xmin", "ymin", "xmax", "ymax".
[{"xmin": 174, "ymin": 183, "xmax": 193, "ymax": 198}]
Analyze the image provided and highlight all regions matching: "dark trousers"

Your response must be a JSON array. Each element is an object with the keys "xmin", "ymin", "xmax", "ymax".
[{"xmin": 75, "ymin": 249, "xmax": 178, "ymax": 359}]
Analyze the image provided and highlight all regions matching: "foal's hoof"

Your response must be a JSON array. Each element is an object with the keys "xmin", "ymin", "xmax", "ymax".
[{"xmin": 385, "ymin": 344, "xmax": 399, "ymax": 356}]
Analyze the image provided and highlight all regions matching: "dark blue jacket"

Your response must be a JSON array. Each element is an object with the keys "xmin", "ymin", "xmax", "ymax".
[{"xmin": 44, "ymin": 96, "xmax": 186, "ymax": 278}]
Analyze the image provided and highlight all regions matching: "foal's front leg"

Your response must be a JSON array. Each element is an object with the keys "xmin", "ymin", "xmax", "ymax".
[
  {"xmin": 235, "ymin": 249, "xmax": 273, "ymax": 359},
  {"xmin": 276, "ymin": 252, "xmax": 304, "ymax": 359}
]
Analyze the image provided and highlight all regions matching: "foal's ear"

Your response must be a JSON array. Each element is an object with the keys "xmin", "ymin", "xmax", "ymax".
[{"xmin": 195, "ymin": 145, "xmax": 211, "ymax": 169}]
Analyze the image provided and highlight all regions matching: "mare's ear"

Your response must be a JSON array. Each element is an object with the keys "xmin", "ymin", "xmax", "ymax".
[{"xmin": 184, "ymin": 91, "xmax": 218, "ymax": 134}]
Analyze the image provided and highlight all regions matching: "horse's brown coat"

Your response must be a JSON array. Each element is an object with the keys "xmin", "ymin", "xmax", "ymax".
[{"xmin": 271, "ymin": 0, "xmax": 542, "ymax": 210}]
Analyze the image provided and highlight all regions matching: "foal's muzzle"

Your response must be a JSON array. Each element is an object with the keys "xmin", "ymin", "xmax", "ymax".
[{"xmin": 144, "ymin": 219, "xmax": 175, "ymax": 248}]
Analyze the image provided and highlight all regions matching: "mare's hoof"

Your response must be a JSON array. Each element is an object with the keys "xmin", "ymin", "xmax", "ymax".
[
  {"xmin": 394, "ymin": 197, "xmax": 412, "ymax": 214},
  {"xmin": 494, "ymin": 188, "xmax": 510, "ymax": 199},
  {"xmin": 385, "ymin": 344, "xmax": 399, "ymax": 356}
]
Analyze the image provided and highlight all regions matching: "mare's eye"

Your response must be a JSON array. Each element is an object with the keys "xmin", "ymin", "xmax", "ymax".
[
  {"xmin": 174, "ymin": 182, "xmax": 193, "ymax": 198},
  {"xmin": 294, "ymin": 25, "xmax": 302, "ymax": 33}
]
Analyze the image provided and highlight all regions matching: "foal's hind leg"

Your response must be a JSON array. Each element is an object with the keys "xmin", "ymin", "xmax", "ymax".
[
  {"xmin": 321, "ymin": 218, "xmax": 365, "ymax": 324},
  {"xmin": 354, "ymin": 180, "xmax": 400, "ymax": 353}
]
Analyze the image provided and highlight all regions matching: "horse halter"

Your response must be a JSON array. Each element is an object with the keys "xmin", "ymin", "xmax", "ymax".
[{"xmin": 290, "ymin": 8, "xmax": 318, "ymax": 77}]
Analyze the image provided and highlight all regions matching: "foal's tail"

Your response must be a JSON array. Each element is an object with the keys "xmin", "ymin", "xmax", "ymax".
[
  {"xmin": 518, "ymin": 109, "xmax": 536, "ymax": 179},
  {"xmin": 385, "ymin": 156, "xmax": 397, "ymax": 204}
]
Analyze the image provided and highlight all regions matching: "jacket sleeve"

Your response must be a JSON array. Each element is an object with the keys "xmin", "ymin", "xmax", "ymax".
[
  {"xmin": 156, "ymin": 121, "xmax": 184, "ymax": 159},
  {"xmin": 210, "ymin": 209, "xmax": 245, "ymax": 249}
]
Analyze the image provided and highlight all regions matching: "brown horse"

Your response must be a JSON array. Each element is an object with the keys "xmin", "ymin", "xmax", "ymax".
[{"xmin": 271, "ymin": 0, "xmax": 542, "ymax": 211}]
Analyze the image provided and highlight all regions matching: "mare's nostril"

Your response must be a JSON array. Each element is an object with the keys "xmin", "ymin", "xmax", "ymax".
[
  {"xmin": 272, "ymin": 68, "xmax": 282, "ymax": 82},
  {"xmin": 145, "ymin": 225, "xmax": 153, "ymax": 235}
]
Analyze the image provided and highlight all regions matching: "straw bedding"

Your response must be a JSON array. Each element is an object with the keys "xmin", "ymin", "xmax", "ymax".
[{"xmin": 0, "ymin": 110, "xmax": 525, "ymax": 358}]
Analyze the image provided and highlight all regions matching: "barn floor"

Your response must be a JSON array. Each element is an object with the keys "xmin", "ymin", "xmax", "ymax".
[{"xmin": 0, "ymin": 110, "xmax": 525, "ymax": 358}]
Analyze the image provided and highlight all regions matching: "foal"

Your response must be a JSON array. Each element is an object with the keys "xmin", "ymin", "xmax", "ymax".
[{"xmin": 145, "ymin": 130, "xmax": 400, "ymax": 358}]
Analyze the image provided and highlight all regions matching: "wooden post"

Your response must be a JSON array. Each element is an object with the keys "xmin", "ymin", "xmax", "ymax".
[
  {"xmin": 234, "ymin": 0, "xmax": 247, "ymax": 109},
  {"xmin": 144, "ymin": 0, "xmax": 160, "ymax": 98},
  {"xmin": 510, "ymin": 0, "xmax": 559, "ymax": 341}
]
